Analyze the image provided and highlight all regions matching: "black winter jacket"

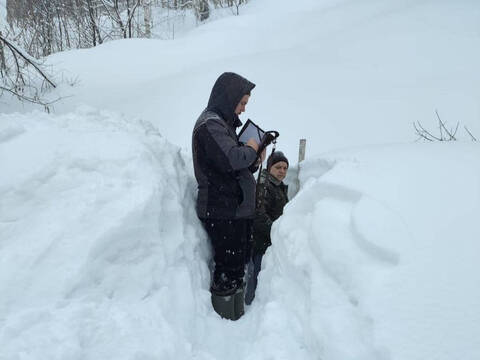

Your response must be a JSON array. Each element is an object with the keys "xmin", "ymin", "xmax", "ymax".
[
  {"xmin": 192, "ymin": 73, "xmax": 257, "ymax": 219},
  {"xmin": 252, "ymin": 169, "xmax": 289, "ymax": 255}
]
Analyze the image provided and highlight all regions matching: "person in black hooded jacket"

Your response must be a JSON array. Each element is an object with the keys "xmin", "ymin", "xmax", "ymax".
[{"xmin": 192, "ymin": 72, "xmax": 264, "ymax": 320}]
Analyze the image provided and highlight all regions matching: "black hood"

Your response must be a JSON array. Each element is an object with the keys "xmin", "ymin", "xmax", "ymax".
[{"xmin": 207, "ymin": 72, "xmax": 256, "ymax": 128}]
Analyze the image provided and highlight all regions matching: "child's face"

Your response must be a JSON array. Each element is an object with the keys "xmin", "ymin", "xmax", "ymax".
[{"xmin": 269, "ymin": 161, "xmax": 288, "ymax": 181}]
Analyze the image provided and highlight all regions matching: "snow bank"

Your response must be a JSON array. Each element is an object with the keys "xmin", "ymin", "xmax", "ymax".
[
  {"xmin": 257, "ymin": 142, "xmax": 480, "ymax": 360},
  {"xmin": 0, "ymin": 109, "xmax": 211, "ymax": 359},
  {"xmin": 1, "ymin": 110, "xmax": 479, "ymax": 360}
]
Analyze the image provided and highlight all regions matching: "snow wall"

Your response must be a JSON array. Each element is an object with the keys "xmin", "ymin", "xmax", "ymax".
[{"xmin": 1, "ymin": 111, "xmax": 479, "ymax": 360}]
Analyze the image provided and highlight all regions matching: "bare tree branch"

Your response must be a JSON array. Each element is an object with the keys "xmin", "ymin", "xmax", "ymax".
[
  {"xmin": 0, "ymin": 30, "xmax": 60, "ymax": 111},
  {"xmin": 435, "ymin": 110, "xmax": 457, "ymax": 141},
  {"xmin": 414, "ymin": 120, "xmax": 440, "ymax": 141},
  {"xmin": 414, "ymin": 111, "xmax": 477, "ymax": 142},
  {"xmin": 125, "ymin": 0, "xmax": 142, "ymax": 37},
  {"xmin": 0, "ymin": 85, "xmax": 59, "ymax": 106},
  {"xmin": 1, "ymin": 33, "xmax": 56, "ymax": 88},
  {"xmin": 465, "ymin": 126, "xmax": 477, "ymax": 141}
]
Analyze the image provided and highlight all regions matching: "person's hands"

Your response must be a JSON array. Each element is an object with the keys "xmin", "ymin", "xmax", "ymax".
[{"xmin": 246, "ymin": 138, "xmax": 259, "ymax": 152}]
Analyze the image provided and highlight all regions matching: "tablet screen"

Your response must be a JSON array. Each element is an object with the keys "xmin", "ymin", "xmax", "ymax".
[{"xmin": 238, "ymin": 119, "xmax": 265, "ymax": 144}]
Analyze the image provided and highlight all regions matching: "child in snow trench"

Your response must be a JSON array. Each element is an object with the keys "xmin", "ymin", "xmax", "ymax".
[
  {"xmin": 192, "ymin": 72, "xmax": 265, "ymax": 320},
  {"xmin": 245, "ymin": 151, "xmax": 289, "ymax": 305}
]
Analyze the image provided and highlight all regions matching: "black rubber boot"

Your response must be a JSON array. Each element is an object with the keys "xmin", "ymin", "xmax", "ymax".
[
  {"xmin": 211, "ymin": 291, "xmax": 237, "ymax": 320},
  {"xmin": 233, "ymin": 286, "xmax": 245, "ymax": 319}
]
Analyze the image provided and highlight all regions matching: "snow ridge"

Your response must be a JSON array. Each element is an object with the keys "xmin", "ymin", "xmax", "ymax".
[
  {"xmin": 256, "ymin": 160, "xmax": 403, "ymax": 360},
  {"xmin": 0, "ymin": 108, "xmax": 211, "ymax": 359}
]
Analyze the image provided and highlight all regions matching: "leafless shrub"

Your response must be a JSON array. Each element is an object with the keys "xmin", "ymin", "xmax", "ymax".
[
  {"xmin": 0, "ymin": 32, "xmax": 58, "ymax": 112},
  {"xmin": 414, "ymin": 110, "xmax": 477, "ymax": 142}
]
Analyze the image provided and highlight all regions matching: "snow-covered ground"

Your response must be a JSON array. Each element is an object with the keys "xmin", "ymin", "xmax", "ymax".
[
  {"xmin": 2, "ymin": 111, "xmax": 479, "ymax": 360},
  {"xmin": 273, "ymin": 143, "xmax": 480, "ymax": 359},
  {"xmin": 3, "ymin": 0, "xmax": 479, "ymax": 158},
  {"xmin": 1, "ymin": 0, "xmax": 480, "ymax": 359}
]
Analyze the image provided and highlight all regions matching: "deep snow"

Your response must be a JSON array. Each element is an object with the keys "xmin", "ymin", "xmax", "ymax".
[
  {"xmin": 1, "ymin": 0, "xmax": 480, "ymax": 359},
  {"xmin": 3, "ymin": 0, "xmax": 480, "ymax": 158},
  {"xmin": 1, "ymin": 110, "xmax": 479, "ymax": 360}
]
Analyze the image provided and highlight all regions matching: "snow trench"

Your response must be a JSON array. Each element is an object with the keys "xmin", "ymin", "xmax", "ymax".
[{"xmin": 2, "ymin": 110, "xmax": 476, "ymax": 360}]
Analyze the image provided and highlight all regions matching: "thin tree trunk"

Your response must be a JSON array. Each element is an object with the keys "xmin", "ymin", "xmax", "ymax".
[
  {"xmin": 127, "ymin": 0, "xmax": 132, "ymax": 38},
  {"xmin": 0, "ymin": 32, "xmax": 7, "ymax": 73},
  {"xmin": 86, "ymin": 0, "xmax": 97, "ymax": 46},
  {"xmin": 143, "ymin": 0, "xmax": 152, "ymax": 38}
]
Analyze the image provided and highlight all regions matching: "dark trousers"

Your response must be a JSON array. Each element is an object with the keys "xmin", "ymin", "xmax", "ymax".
[
  {"xmin": 245, "ymin": 253, "xmax": 263, "ymax": 305},
  {"xmin": 202, "ymin": 218, "xmax": 252, "ymax": 294}
]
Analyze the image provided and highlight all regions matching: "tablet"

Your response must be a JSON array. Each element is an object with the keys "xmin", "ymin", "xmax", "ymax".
[{"xmin": 238, "ymin": 119, "xmax": 265, "ymax": 145}]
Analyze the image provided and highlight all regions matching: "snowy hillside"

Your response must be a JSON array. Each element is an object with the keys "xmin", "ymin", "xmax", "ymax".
[
  {"xmin": 1, "ymin": 0, "xmax": 480, "ymax": 359},
  {"xmin": 3, "ymin": 0, "xmax": 480, "ymax": 158}
]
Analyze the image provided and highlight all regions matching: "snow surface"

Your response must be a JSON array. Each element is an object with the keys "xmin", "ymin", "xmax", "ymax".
[
  {"xmin": 2, "ymin": 109, "xmax": 479, "ymax": 360},
  {"xmin": 0, "ymin": 109, "xmax": 211, "ymax": 359},
  {"xmin": 1, "ymin": 0, "xmax": 480, "ymax": 359},
  {"xmin": 3, "ymin": 0, "xmax": 480, "ymax": 158}
]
